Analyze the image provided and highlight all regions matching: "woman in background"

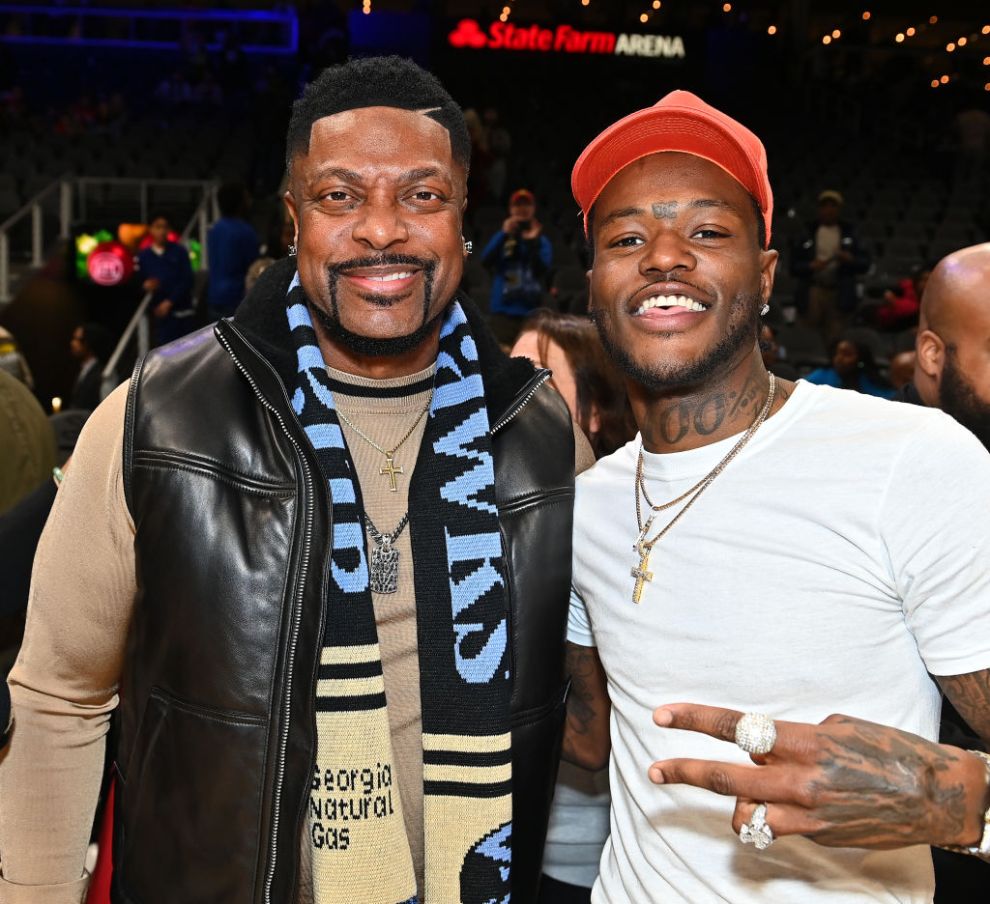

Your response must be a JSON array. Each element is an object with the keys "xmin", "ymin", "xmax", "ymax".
[
  {"xmin": 805, "ymin": 336, "xmax": 895, "ymax": 399},
  {"xmin": 512, "ymin": 309, "xmax": 633, "ymax": 459},
  {"xmin": 511, "ymin": 309, "xmax": 634, "ymax": 903}
]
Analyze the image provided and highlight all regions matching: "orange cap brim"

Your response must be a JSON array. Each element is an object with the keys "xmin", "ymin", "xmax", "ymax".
[{"xmin": 571, "ymin": 96, "xmax": 773, "ymax": 247}]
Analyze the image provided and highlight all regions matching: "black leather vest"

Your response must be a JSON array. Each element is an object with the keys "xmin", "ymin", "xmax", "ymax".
[{"xmin": 113, "ymin": 293, "xmax": 574, "ymax": 903}]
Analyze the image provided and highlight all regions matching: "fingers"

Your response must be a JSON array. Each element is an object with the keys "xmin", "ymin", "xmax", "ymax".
[
  {"xmin": 734, "ymin": 798, "xmax": 827, "ymax": 839},
  {"xmin": 654, "ymin": 703, "xmax": 742, "ymax": 742},
  {"xmin": 653, "ymin": 703, "xmax": 817, "ymax": 762},
  {"xmin": 649, "ymin": 757, "xmax": 797, "ymax": 802}
]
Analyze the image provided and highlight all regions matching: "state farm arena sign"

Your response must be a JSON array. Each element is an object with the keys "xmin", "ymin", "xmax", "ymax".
[{"xmin": 448, "ymin": 19, "xmax": 686, "ymax": 60}]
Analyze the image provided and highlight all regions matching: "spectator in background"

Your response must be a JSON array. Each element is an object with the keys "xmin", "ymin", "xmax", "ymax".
[
  {"xmin": 888, "ymin": 350, "xmax": 917, "ymax": 392},
  {"xmin": 907, "ymin": 242, "xmax": 990, "ymax": 900},
  {"xmin": 482, "ymin": 188, "xmax": 552, "ymax": 347},
  {"xmin": 511, "ymin": 309, "xmax": 634, "ymax": 460},
  {"xmin": 510, "ymin": 310, "xmax": 634, "ymax": 903},
  {"xmin": 790, "ymin": 189, "xmax": 870, "ymax": 342},
  {"xmin": 805, "ymin": 336, "xmax": 895, "ymax": 399},
  {"xmin": 914, "ymin": 243, "xmax": 990, "ymax": 450},
  {"xmin": 67, "ymin": 322, "xmax": 114, "ymax": 412},
  {"xmin": 0, "ymin": 325, "xmax": 34, "ymax": 388},
  {"xmin": 758, "ymin": 323, "xmax": 799, "ymax": 381},
  {"xmin": 0, "ymin": 368, "xmax": 55, "ymax": 514},
  {"xmin": 207, "ymin": 182, "xmax": 259, "ymax": 320},
  {"xmin": 870, "ymin": 263, "xmax": 932, "ymax": 332},
  {"xmin": 136, "ymin": 212, "xmax": 196, "ymax": 346}
]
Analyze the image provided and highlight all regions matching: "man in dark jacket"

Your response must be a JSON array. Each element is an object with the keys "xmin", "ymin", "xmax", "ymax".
[
  {"xmin": 0, "ymin": 57, "xmax": 585, "ymax": 903},
  {"xmin": 789, "ymin": 189, "xmax": 870, "ymax": 342},
  {"xmin": 67, "ymin": 321, "xmax": 114, "ymax": 411},
  {"xmin": 136, "ymin": 212, "xmax": 196, "ymax": 346}
]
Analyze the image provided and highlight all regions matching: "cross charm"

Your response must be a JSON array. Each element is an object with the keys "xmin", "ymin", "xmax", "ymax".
[
  {"xmin": 630, "ymin": 544, "xmax": 654, "ymax": 604},
  {"xmin": 379, "ymin": 452, "xmax": 404, "ymax": 492}
]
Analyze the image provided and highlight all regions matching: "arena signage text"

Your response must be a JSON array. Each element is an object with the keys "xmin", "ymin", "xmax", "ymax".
[{"xmin": 447, "ymin": 19, "xmax": 686, "ymax": 60}]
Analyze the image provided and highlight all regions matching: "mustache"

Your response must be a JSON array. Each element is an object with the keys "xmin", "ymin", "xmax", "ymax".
[
  {"xmin": 630, "ymin": 275, "xmax": 713, "ymax": 302},
  {"xmin": 328, "ymin": 253, "xmax": 435, "ymax": 275}
]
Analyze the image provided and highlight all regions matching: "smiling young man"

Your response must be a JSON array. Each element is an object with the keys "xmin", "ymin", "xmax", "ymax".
[
  {"xmin": 0, "ymin": 58, "xmax": 581, "ymax": 904},
  {"xmin": 561, "ymin": 91, "xmax": 990, "ymax": 902}
]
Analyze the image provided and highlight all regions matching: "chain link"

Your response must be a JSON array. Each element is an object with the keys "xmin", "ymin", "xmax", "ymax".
[
  {"xmin": 635, "ymin": 372, "xmax": 777, "ymax": 551},
  {"xmin": 335, "ymin": 388, "xmax": 434, "ymax": 459}
]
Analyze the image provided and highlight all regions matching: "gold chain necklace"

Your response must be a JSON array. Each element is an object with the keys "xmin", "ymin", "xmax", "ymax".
[
  {"xmin": 630, "ymin": 373, "xmax": 776, "ymax": 603},
  {"xmin": 335, "ymin": 390, "xmax": 434, "ymax": 492}
]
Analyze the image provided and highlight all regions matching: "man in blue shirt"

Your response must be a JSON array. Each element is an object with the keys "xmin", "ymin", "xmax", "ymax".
[
  {"xmin": 207, "ymin": 182, "xmax": 259, "ymax": 319},
  {"xmin": 481, "ymin": 188, "xmax": 552, "ymax": 346},
  {"xmin": 136, "ymin": 213, "xmax": 195, "ymax": 346}
]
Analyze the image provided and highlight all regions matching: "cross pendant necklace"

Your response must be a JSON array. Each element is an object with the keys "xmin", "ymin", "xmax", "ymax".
[
  {"xmin": 379, "ymin": 452, "xmax": 404, "ymax": 492},
  {"xmin": 630, "ymin": 542, "xmax": 654, "ymax": 604},
  {"xmin": 334, "ymin": 388, "xmax": 434, "ymax": 493}
]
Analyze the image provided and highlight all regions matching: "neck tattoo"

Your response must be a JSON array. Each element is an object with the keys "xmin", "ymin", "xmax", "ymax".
[{"xmin": 630, "ymin": 372, "xmax": 776, "ymax": 604}]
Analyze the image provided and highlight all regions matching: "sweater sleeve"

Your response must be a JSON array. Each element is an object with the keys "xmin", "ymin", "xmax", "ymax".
[{"xmin": 0, "ymin": 382, "xmax": 135, "ymax": 900}]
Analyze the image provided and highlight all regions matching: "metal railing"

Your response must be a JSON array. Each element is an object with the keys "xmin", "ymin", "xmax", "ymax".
[
  {"xmin": 99, "ymin": 186, "xmax": 217, "ymax": 393},
  {"xmin": 0, "ymin": 177, "xmax": 72, "ymax": 302},
  {"xmin": 100, "ymin": 290, "xmax": 152, "ymax": 397},
  {"xmin": 0, "ymin": 175, "xmax": 216, "ymax": 304},
  {"xmin": 76, "ymin": 176, "xmax": 215, "ymax": 228},
  {"xmin": 181, "ymin": 185, "xmax": 220, "ymax": 271}
]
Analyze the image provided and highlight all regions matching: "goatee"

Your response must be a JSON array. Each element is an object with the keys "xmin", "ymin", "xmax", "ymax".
[
  {"xmin": 308, "ymin": 254, "xmax": 443, "ymax": 358},
  {"xmin": 590, "ymin": 288, "xmax": 762, "ymax": 393}
]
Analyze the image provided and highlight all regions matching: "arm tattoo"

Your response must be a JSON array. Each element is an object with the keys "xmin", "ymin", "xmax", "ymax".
[
  {"xmin": 563, "ymin": 642, "xmax": 610, "ymax": 767},
  {"xmin": 937, "ymin": 670, "xmax": 990, "ymax": 749},
  {"xmin": 566, "ymin": 643, "xmax": 604, "ymax": 736}
]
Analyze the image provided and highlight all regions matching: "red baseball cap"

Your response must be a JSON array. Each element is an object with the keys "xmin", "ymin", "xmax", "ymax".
[
  {"xmin": 509, "ymin": 188, "xmax": 535, "ymax": 205},
  {"xmin": 571, "ymin": 90, "xmax": 773, "ymax": 247}
]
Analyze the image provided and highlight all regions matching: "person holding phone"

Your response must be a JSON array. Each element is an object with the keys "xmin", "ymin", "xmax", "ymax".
[{"xmin": 482, "ymin": 187, "xmax": 553, "ymax": 346}]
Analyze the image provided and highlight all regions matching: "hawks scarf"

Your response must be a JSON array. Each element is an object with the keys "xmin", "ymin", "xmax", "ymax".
[{"xmin": 286, "ymin": 273, "xmax": 512, "ymax": 904}]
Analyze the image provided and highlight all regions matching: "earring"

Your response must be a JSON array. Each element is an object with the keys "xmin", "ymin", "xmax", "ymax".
[
  {"xmin": 288, "ymin": 243, "xmax": 297, "ymax": 256},
  {"xmin": 760, "ymin": 302, "xmax": 770, "ymax": 316},
  {"xmin": 463, "ymin": 239, "xmax": 473, "ymax": 255}
]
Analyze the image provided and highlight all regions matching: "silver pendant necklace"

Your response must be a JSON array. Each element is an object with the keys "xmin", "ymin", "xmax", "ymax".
[{"xmin": 365, "ymin": 512, "xmax": 410, "ymax": 594}]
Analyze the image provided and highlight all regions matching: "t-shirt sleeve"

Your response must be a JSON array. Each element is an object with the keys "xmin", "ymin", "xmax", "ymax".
[
  {"xmin": 881, "ymin": 414, "xmax": 990, "ymax": 676},
  {"xmin": 0, "ymin": 381, "xmax": 136, "ymax": 891},
  {"xmin": 567, "ymin": 584, "xmax": 596, "ymax": 647}
]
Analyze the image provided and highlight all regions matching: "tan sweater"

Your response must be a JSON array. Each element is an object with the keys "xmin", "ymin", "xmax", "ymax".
[{"xmin": 0, "ymin": 368, "xmax": 592, "ymax": 903}]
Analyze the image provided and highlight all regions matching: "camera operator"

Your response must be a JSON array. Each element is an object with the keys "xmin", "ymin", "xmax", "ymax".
[{"xmin": 481, "ymin": 188, "xmax": 553, "ymax": 346}]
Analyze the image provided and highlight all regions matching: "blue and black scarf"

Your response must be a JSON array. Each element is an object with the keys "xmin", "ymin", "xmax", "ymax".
[{"xmin": 286, "ymin": 271, "xmax": 512, "ymax": 904}]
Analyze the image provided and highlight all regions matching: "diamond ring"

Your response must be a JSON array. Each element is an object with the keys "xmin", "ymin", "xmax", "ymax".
[
  {"xmin": 739, "ymin": 802, "xmax": 774, "ymax": 850},
  {"xmin": 735, "ymin": 712, "xmax": 777, "ymax": 755}
]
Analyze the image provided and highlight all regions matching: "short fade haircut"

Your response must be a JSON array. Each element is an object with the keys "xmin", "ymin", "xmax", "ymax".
[{"xmin": 285, "ymin": 56, "xmax": 471, "ymax": 175}]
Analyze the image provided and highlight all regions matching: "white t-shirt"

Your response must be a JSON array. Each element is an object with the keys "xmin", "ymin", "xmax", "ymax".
[{"xmin": 568, "ymin": 381, "xmax": 990, "ymax": 904}]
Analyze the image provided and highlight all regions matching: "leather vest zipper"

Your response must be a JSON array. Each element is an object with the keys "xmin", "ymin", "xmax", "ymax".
[
  {"xmin": 211, "ymin": 329, "xmax": 546, "ymax": 901},
  {"xmin": 490, "ymin": 369, "xmax": 551, "ymax": 435},
  {"xmin": 215, "ymin": 322, "xmax": 322, "ymax": 904}
]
